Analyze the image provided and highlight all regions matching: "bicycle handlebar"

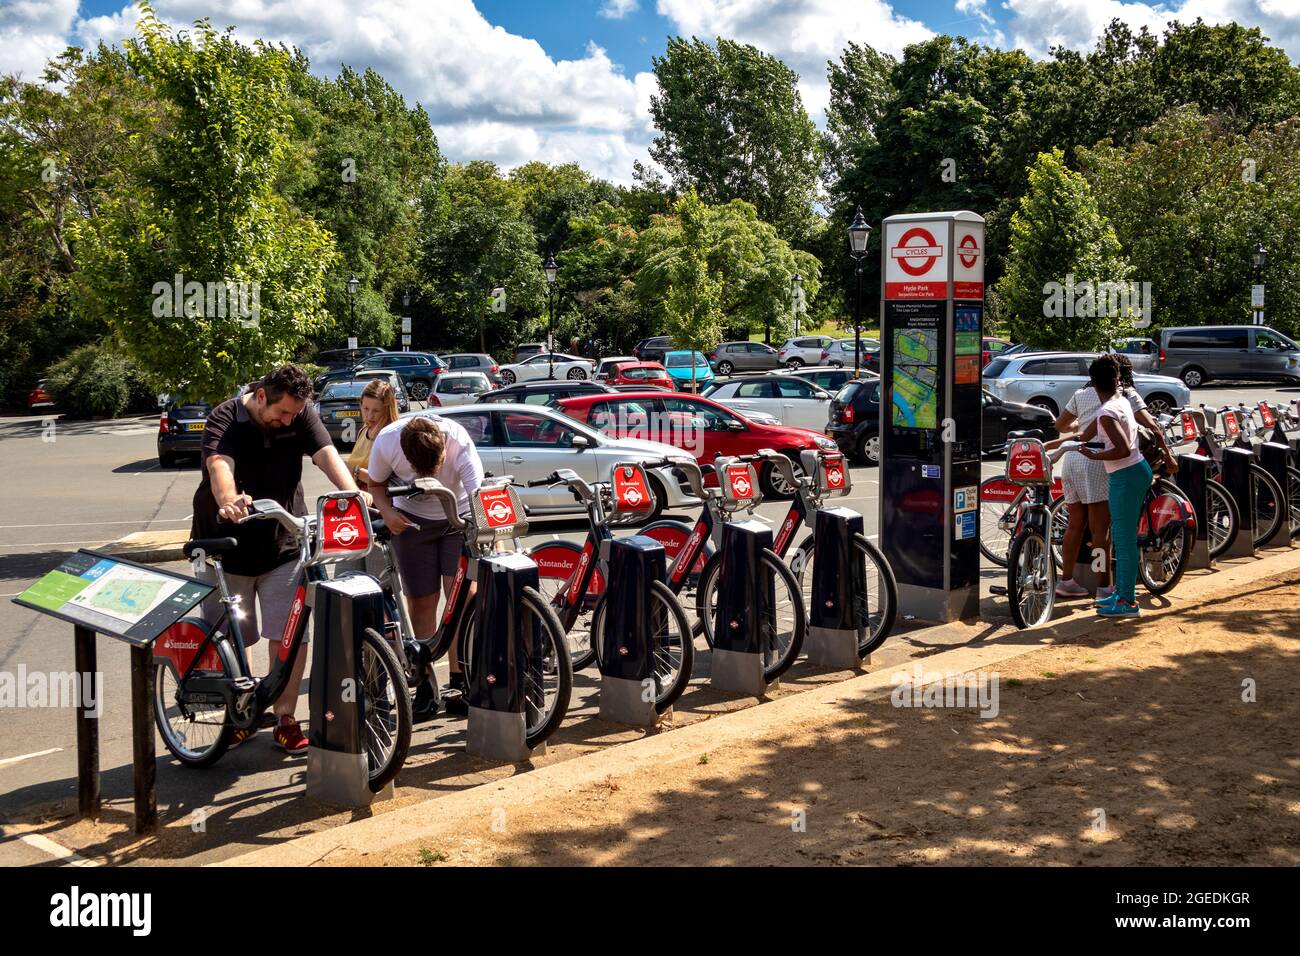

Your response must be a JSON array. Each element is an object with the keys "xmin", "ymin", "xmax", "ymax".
[
  {"xmin": 238, "ymin": 499, "xmax": 309, "ymax": 537},
  {"xmin": 385, "ymin": 478, "xmax": 469, "ymax": 531},
  {"xmin": 750, "ymin": 447, "xmax": 799, "ymax": 489}
]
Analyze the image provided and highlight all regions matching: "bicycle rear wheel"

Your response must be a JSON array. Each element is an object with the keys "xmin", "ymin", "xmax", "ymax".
[
  {"xmin": 789, "ymin": 533, "xmax": 898, "ymax": 658},
  {"xmin": 1203, "ymin": 479, "xmax": 1239, "ymax": 559},
  {"xmin": 525, "ymin": 540, "xmax": 600, "ymax": 671},
  {"xmin": 978, "ymin": 477, "xmax": 1022, "ymax": 567},
  {"xmin": 1008, "ymin": 531, "xmax": 1055, "ymax": 629},
  {"xmin": 695, "ymin": 549, "xmax": 806, "ymax": 681},
  {"xmin": 591, "ymin": 580, "xmax": 694, "ymax": 713},
  {"xmin": 153, "ymin": 617, "xmax": 235, "ymax": 768},
  {"xmin": 455, "ymin": 586, "xmax": 573, "ymax": 748},
  {"xmin": 360, "ymin": 628, "xmax": 412, "ymax": 792},
  {"xmin": 1288, "ymin": 466, "xmax": 1300, "ymax": 540}
]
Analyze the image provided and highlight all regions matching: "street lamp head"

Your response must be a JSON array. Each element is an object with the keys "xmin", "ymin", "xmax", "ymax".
[
  {"xmin": 848, "ymin": 207, "xmax": 871, "ymax": 257},
  {"xmin": 402, "ymin": 289, "xmax": 410, "ymax": 309},
  {"xmin": 346, "ymin": 273, "xmax": 359, "ymax": 297},
  {"xmin": 791, "ymin": 272, "xmax": 803, "ymax": 292},
  {"xmin": 543, "ymin": 253, "xmax": 558, "ymax": 285},
  {"xmin": 1253, "ymin": 243, "xmax": 1268, "ymax": 270}
]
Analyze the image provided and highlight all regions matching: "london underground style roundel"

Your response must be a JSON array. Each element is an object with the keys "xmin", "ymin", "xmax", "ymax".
[
  {"xmin": 479, "ymin": 487, "xmax": 518, "ymax": 529},
  {"xmin": 725, "ymin": 464, "xmax": 756, "ymax": 502},
  {"xmin": 319, "ymin": 494, "xmax": 370, "ymax": 555},
  {"xmin": 611, "ymin": 463, "xmax": 653, "ymax": 513}
]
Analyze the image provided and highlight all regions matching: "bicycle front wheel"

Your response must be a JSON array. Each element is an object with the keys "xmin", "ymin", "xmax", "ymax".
[
  {"xmin": 1008, "ymin": 531, "xmax": 1055, "ymax": 629},
  {"xmin": 1203, "ymin": 479, "xmax": 1239, "ymax": 559},
  {"xmin": 591, "ymin": 580, "xmax": 694, "ymax": 713},
  {"xmin": 978, "ymin": 477, "xmax": 1022, "ymax": 567},
  {"xmin": 1249, "ymin": 464, "xmax": 1284, "ymax": 546},
  {"xmin": 1288, "ymin": 466, "xmax": 1300, "ymax": 540},
  {"xmin": 790, "ymin": 533, "xmax": 898, "ymax": 658},
  {"xmin": 360, "ymin": 628, "xmax": 412, "ymax": 792},
  {"xmin": 695, "ymin": 550, "xmax": 806, "ymax": 681},
  {"xmin": 455, "ymin": 586, "xmax": 573, "ymax": 748}
]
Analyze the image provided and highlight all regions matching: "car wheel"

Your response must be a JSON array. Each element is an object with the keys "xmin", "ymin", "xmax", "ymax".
[
  {"xmin": 717, "ymin": 361, "xmax": 734, "ymax": 376},
  {"xmin": 1029, "ymin": 397, "xmax": 1058, "ymax": 416},
  {"xmin": 1145, "ymin": 393, "xmax": 1174, "ymax": 416},
  {"xmin": 1180, "ymin": 367, "xmax": 1205, "ymax": 389},
  {"xmin": 567, "ymin": 367, "xmax": 586, "ymax": 380},
  {"xmin": 759, "ymin": 454, "xmax": 804, "ymax": 499},
  {"xmin": 499, "ymin": 369, "xmax": 516, "ymax": 385},
  {"xmin": 858, "ymin": 433, "xmax": 880, "ymax": 465},
  {"xmin": 408, "ymin": 379, "xmax": 432, "ymax": 401},
  {"xmin": 785, "ymin": 358, "xmax": 803, "ymax": 369}
]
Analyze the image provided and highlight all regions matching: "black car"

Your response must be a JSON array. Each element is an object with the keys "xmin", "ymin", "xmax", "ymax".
[
  {"xmin": 634, "ymin": 336, "xmax": 676, "ymax": 364},
  {"xmin": 315, "ymin": 352, "xmax": 447, "ymax": 400},
  {"xmin": 476, "ymin": 380, "xmax": 613, "ymax": 407},
  {"xmin": 157, "ymin": 396, "xmax": 213, "ymax": 467},
  {"xmin": 827, "ymin": 383, "xmax": 1056, "ymax": 465},
  {"xmin": 315, "ymin": 378, "xmax": 410, "ymax": 444}
]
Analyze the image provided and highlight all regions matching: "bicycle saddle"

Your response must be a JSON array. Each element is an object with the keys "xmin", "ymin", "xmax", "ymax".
[
  {"xmin": 1007, "ymin": 429, "xmax": 1044, "ymax": 441},
  {"xmin": 184, "ymin": 537, "xmax": 239, "ymax": 559}
]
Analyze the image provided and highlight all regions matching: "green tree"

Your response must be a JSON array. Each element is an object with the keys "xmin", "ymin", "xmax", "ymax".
[
  {"xmin": 648, "ymin": 37, "xmax": 821, "ymax": 242},
  {"xmin": 71, "ymin": 4, "xmax": 337, "ymax": 401},
  {"xmin": 508, "ymin": 161, "xmax": 620, "ymax": 254},
  {"xmin": 823, "ymin": 42, "xmax": 896, "ymax": 188},
  {"xmin": 420, "ymin": 161, "xmax": 545, "ymax": 355},
  {"xmin": 993, "ymin": 149, "xmax": 1136, "ymax": 349},
  {"xmin": 645, "ymin": 191, "xmax": 724, "ymax": 392}
]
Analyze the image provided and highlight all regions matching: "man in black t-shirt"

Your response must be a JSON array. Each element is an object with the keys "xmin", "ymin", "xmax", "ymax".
[{"xmin": 192, "ymin": 364, "xmax": 369, "ymax": 753}]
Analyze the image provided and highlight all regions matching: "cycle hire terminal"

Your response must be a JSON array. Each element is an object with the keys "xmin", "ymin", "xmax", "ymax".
[
  {"xmin": 804, "ymin": 451, "xmax": 869, "ymax": 668},
  {"xmin": 879, "ymin": 210, "xmax": 985, "ymax": 622}
]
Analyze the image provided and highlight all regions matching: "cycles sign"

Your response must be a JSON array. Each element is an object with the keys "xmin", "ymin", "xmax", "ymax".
[
  {"xmin": 885, "ymin": 222, "xmax": 948, "ymax": 300},
  {"xmin": 724, "ymin": 464, "xmax": 757, "ymax": 503},
  {"xmin": 320, "ymin": 495, "xmax": 370, "ymax": 555},
  {"xmin": 953, "ymin": 222, "xmax": 984, "ymax": 299},
  {"xmin": 612, "ymin": 464, "xmax": 653, "ymax": 513}
]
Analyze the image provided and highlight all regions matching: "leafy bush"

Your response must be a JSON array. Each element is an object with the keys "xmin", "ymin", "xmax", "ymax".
[{"xmin": 46, "ymin": 342, "xmax": 155, "ymax": 419}]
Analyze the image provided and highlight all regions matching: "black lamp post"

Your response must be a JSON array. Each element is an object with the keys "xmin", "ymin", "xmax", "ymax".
[
  {"xmin": 791, "ymin": 273, "xmax": 803, "ymax": 337},
  {"xmin": 847, "ymin": 207, "xmax": 872, "ymax": 376},
  {"xmin": 543, "ymin": 253, "xmax": 558, "ymax": 379},
  {"xmin": 402, "ymin": 289, "xmax": 410, "ymax": 351},
  {"xmin": 346, "ymin": 273, "xmax": 359, "ymax": 346},
  {"xmin": 1252, "ymin": 243, "xmax": 1268, "ymax": 326}
]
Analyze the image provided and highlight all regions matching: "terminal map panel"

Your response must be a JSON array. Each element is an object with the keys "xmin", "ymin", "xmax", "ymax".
[
  {"xmin": 892, "ymin": 328, "xmax": 939, "ymax": 429},
  {"xmin": 13, "ymin": 551, "xmax": 213, "ymax": 645}
]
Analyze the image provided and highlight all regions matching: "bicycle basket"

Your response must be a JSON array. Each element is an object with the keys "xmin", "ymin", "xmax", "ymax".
[
  {"xmin": 471, "ymin": 482, "xmax": 529, "ymax": 541},
  {"xmin": 715, "ymin": 458, "xmax": 760, "ymax": 508},
  {"xmin": 314, "ymin": 491, "xmax": 373, "ymax": 562},
  {"xmin": 610, "ymin": 462, "xmax": 655, "ymax": 516},
  {"xmin": 1006, "ymin": 438, "xmax": 1051, "ymax": 485}
]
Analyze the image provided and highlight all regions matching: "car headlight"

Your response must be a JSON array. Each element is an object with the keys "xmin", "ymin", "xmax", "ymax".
[{"xmin": 815, "ymin": 436, "xmax": 837, "ymax": 450}]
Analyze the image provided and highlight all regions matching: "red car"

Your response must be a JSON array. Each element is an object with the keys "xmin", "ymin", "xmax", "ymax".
[
  {"xmin": 556, "ymin": 390, "xmax": 839, "ymax": 497},
  {"xmin": 27, "ymin": 379, "xmax": 53, "ymax": 410},
  {"xmin": 982, "ymin": 337, "xmax": 1015, "ymax": 368},
  {"xmin": 607, "ymin": 361, "xmax": 673, "ymax": 389}
]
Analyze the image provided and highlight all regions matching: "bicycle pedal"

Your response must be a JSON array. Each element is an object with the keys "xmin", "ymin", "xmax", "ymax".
[
  {"xmin": 231, "ymin": 676, "xmax": 257, "ymax": 693},
  {"xmin": 989, "ymin": 585, "xmax": 1008, "ymax": 596}
]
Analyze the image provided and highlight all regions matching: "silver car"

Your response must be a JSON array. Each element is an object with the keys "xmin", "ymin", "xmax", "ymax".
[
  {"xmin": 711, "ymin": 341, "xmax": 781, "ymax": 375},
  {"xmin": 776, "ymin": 336, "xmax": 835, "ymax": 368},
  {"xmin": 983, "ymin": 351, "xmax": 1190, "ymax": 416},
  {"xmin": 428, "ymin": 404, "xmax": 700, "ymax": 521}
]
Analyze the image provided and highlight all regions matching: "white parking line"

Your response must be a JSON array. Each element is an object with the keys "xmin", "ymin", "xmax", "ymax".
[
  {"xmin": 0, "ymin": 748, "xmax": 62, "ymax": 769},
  {"xmin": 11, "ymin": 832, "xmax": 98, "ymax": 867}
]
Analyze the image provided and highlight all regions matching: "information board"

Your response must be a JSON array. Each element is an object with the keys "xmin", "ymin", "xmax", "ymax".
[{"xmin": 13, "ymin": 551, "xmax": 213, "ymax": 646}]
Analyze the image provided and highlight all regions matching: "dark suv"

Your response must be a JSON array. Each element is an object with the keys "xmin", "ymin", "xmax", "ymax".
[
  {"xmin": 634, "ymin": 336, "xmax": 677, "ymax": 364},
  {"xmin": 314, "ymin": 347, "xmax": 385, "ymax": 372},
  {"xmin": 315, "ymin": 351, "xmax": 447, "ymax": 400},
  {"xmin": 1156, "ymin": 325, "xmax": 1300, "ymax": 388}
]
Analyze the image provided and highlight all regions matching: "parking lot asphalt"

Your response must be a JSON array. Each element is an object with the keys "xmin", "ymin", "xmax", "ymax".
[{"xmin": 1, "ymin": 377, "xmax": 1296, "ymax": 865}]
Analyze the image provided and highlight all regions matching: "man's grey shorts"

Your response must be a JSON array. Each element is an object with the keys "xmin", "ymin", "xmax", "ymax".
[{"xmin": 388, "ymin": 509, "xmax": 461, "ymax": 598}]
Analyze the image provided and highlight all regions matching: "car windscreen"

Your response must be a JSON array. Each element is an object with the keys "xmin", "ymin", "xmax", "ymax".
[
  {"xmin": 319, "ymin": 381, "xmax": 366, "ymax": 400},
  {"xmin": 665, "ymin": 353, "xmax": 707, "ymax": 368}
]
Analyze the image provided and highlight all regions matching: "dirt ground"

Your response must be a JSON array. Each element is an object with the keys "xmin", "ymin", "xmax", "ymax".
[{"xmin": 338, "ymin": 573, "xmax": 1300, "ymax": 867}]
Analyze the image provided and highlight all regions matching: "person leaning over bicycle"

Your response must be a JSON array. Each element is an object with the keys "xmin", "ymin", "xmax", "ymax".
[
  {"xmin": 191, "ymin": 364, "xmax": 373, "ymax": 753},
  {"xmin": 364, "ymin": 412, "xmax": 485, "ymax": 720}
]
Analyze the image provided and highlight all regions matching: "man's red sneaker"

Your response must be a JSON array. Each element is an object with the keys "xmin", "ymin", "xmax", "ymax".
[{"xmin": 273, "ymin": 716, "xmax": 309, "ymax": 754}]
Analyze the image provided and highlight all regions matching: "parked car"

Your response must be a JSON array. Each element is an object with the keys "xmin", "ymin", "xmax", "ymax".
[
  {"xmin": 157, "ymin": 395, "xmax": 213, "ymax": 467},
  {"xmin": 430, "ymin": 404, "xmax": 700, "ymax": 522},
  {"xmin": 822, "ymin": 338, "xmax": 880, "ymax": 372},
  {"xmin": 765, "ymin": 365, "xmax": 872, "ymax": 393},
  {"xmin": 607, "ymin": 361, "xmax": 674, "ymax": 389},
  {"xmin": 827, "ymin": 382, "xmax": 1057, "ymax": 465},
  {"xmin": 1111, "ymin": 337, "xmax": 1158, "ymax": 373},
  {"xmin": 983, "ymin": 351, "xmax": 1190, "ymax": 416},
  {"xmin": 557, "ymin": 390, "xmax": 839, "ymax": 498},
  {"xmin": 27, "ymin": 379, "xmax": 54, "ymax": 410},
  {"xmin": 634, "ymin": 336, "xmax": 677, "ymax": 364},
  {"xmin": 314, "ymin": 346, "xmax": 385, "ymax": 372},
  {"xmin": 1156, "ymin": 325, "xmax": 1300, "ymax": 388},
  {"xmin": 316, "ymin": 380, "xmax": 373, "ymax": 444},
  {"xmin": 982, "ymin": 337, "xmax": 1016, "ymax": 367},
  {"xmin": 348, "ymin": 369, "xmax": 411, "ymax": 411},
  {"xmin": 477, "ymin": 380, "xmax": 612, "ymax": 407},
  {"xmin": 594, "ymin": 355, "xmax": 639, "ymax": 382},
  {"xmin": 708, "ymin": 341, "xmax": 781, "ymax": 375},
  {"xmin": 428, "ymin": 371, "xmax": 493, "ymax": 407},
  {"xmin": 706, "ymin": 374, "xmax": 835, "ymax": 431},
  {"xmin": 611, "ymin": 383, "xmax": 673, "ymax": 393},
  {"xmin": 514, "ymin": 342, "xmax": 546, "ymax": 363},
  {"xmin": 662, "ymin": 350, "xmax": 716, "ymax": 391},
  {"xmin": 496, "ymin": 352, "xmax": 597, "ymax": 385},
  {"xmin": 777, "ymin": 336, "xmax": 836, "ymax": 369},
  {"xmin": 439, "ymin": 352, "xmax": 502, "ymax": 384},
  {"xmin": 315, "ymin": 352, "xmax": 447, "ymax": 400}
]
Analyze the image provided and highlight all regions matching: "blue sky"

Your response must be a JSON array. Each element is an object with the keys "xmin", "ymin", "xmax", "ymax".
[{"xmin": 6, "ymin": 1, "xmax": 1299, "ymax": 185}]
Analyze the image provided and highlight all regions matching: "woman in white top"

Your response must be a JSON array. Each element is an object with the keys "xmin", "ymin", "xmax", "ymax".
[
  {"xmin": 1078, "ymin": 355, "xmax": 1152, "ymax": 617},
  {"xmin": 1047, "ymin": 386, "xmax": 1112, "ymax": 598}
]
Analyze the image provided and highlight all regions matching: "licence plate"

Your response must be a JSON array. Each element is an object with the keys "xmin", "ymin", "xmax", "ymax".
[
  {"xmin": 185, "ymin": 422, "xmax": 205, "ymax": 431},
  {"xmin": 337, "ymin": 410, "xmax": 360, "ymax": 418}
]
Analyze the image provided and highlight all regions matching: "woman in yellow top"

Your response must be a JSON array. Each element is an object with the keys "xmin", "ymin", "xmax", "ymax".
[{"xmin": 347, "ymin": 379, "xmax": 400, "ymax": 485}]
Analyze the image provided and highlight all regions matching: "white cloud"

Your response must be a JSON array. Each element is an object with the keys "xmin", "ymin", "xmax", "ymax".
[
  {"xmin": 1004, "ymin": 0, "xmax": 1300, "ymax": 61},
  {"xmin": 954, "ymin": 0, "xmax": 1007, "ymax": 48},
  {"xmin": 599, "ymin": 0, "xmax": 640, "ymax": 20},
  {"xmin": 0, "ymin": 0, "xmax": 79, "ymax": 80},
  {"xmin": 654, "ymin": 0, "xmax": 933, "ymax": 122}
]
